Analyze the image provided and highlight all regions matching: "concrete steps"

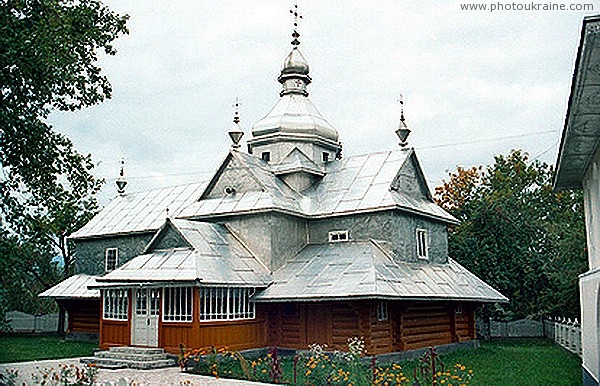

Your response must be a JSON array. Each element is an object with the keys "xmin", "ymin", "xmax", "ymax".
[{"xmin": 81, "ymin": 346, "xmax": 177, "ymax": 369}]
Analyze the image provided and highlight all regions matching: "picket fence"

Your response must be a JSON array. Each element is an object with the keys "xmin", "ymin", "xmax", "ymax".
[{"xmin": 546, "ymin": 317, "xmax": 582, "ymax": 357}]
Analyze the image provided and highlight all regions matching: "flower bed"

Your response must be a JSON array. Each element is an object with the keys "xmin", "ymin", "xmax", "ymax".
[{"xmin": 179, "ymin": 338, "xmax": 474, "ymax": 385}]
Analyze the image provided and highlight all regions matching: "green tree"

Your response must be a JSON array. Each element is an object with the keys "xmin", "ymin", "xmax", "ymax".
[
  {"xmin": 435, "ymin": 150, "xmax": 587, "ymax": 320},
  {"xmin": 0, "ymin": 0, "xmax": 128, "ymax": 332}
]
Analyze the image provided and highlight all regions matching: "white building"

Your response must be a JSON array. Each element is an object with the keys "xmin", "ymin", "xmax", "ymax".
[{"xmin": 555, "ymin": 14, "xmax": 600, "ymax": 386}]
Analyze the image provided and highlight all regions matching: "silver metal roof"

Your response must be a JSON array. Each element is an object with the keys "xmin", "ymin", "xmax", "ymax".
[
  {"xmin": 272, "ymin": 147, "xmax": 325, "ymax": 176},
  {"xmin": 181, "ymin": 149, "xmax": 458, "ymax": 224},
  {"xmin": 39, "ymin": 274, "xmax": 100, "ymax": 299},
  {"xmin": 74, "ymin": 147, "xmax": 456, "ymax": 241},
  {"xmin": 252, "ymin": 93, "xmax": 339, "ymax": 142},
  {"xmin": 95, "ymin": 219, "xmax": 270, "ymax": 287},
  {"xmin": 71, "ymin": 182, "xmax": 206, "ymax": 239},
  {"xmin": 555, "ymin": 15, "xmax": 600, "ymax": 189},
  {"xmin": 253, "ymin": 240, "xmax": 507, "ymax": 303}
]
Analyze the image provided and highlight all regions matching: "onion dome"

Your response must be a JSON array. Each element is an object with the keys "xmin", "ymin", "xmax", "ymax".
[{"xmin": 281, "ymin": 47, "xmax": 309, "ymax": 76}]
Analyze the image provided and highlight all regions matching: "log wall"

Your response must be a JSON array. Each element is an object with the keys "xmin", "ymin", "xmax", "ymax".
[
  {"xmin": 266, "ymin": 300, "xmax": 476, "ymax": 355},
  {"xmin": 60, "ymin": 299, "xmax": 100, "ymax": 333}
]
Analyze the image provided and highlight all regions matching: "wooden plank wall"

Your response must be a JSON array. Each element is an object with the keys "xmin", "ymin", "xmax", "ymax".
[
  {"xmin": 393, "ymin": 301, "xmax": 476, "ymax": 352},
  {"xmin": 160, "ymin": 289, "xmax": 268, "ymax": 354},
  {"xmin": 267, "ymin": 300, "xmax": 476, "ymax": 355},
  {"xmin": 97, "ymin": 290, "xmax": 477, "ymax": 355},
  {"xmin": 99, "ymin": 290, "xmax": 131, "ymax": 349},
  {"xmin": 60, "ymin": 299, "xmax": 100, "ymax": 333},
  {"xmin": 266, "ymin": 301, "xmax": 362, "ymax": 352}
]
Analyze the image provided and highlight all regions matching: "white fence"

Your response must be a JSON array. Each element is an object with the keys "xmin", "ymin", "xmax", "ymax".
[
  {"xmin": 546, "ymin": 317, "xmax": 582, "ymax": 357},
  {"xmin": 6, "ymin": 311, "xmax": 61, "ymax": 333},
  {"xmin": 476, "ymin": 317, "xmax": 582, "ymax": 358}
]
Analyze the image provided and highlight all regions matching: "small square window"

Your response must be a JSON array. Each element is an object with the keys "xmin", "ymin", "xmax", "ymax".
[
  {"xmin": 416, "ymin": 229, "xmax": 428, "ymax": 260},
  {"xmin": 322, "ymin": 152, "xmax": 329, "ymax": 162},
  {"xmin": 105, "ymin": 248, "xmax": 118, "ymax": 272},
  {"xmin": 377, "ymin": 301, "xmax": 388, "ymax": 321},
  {"xmin": 262, "ymin": 152, "xmax": 271, "ymax": 162},
  {"xmin": 455, "ymin": 304, "xmax": 463, "ymax": 315},
  {"xmin": 328, "ymin": 230, "xmax": 349, "ymax": 243}
]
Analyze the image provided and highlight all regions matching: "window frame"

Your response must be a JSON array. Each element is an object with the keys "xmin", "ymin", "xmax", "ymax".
[
  {"xmin": 328, "ymin": 230, "xmax": 349, "ymax": 243},
  {"xmin": 416, "ymin": 228, "xmax": 429, "ymax": 260},
  {"xmin": 105, "ymin": 248, "xmax": 119, "ymax": 272},
  {"xmin": 103, "ymin": 289, "xmax": 129, "ymax": 321},
  {"xmin": 377, "ymin": 300, "xmax": 388, "ymax": 321},
  {"xmin": 163, "ymin": 287, "xmax": 193, "ymax": 323},
  {"xmin": 199, "ymin": 287, "xmax": 256, "ymax": 322}
]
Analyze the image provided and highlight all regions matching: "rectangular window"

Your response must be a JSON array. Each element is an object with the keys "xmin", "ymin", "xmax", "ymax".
[
  {"xmin": 322, "ymin": 152, "xmax": 330, "ymax": 162},
  {"xmin": 328, "ymin": 230, "xmax": 349, "ymax": 243},
  {"xmin": 163, "ymin": 287, "xmax": 193, "ymax": 322},
  {"xmin": 105, "ymin": 248, "xmax": 118, "ymax": 272},
  {"xmin": 377, "ymin": 301, "xmax": 388, "ymax": 321},
  {"xmin": 261, "ymin": 152, "xmax": 271, "ymax": 162},
  {"xmin": 416, "ymin": 229, "xmax": 428, "ymax": 260},
  {"xmin": 199, "ymin": 287, "xmax": 255, "ymax": 321},
  {"xmin": 103, "ymin": 289, "xmax": 128, "ymax": 320}
]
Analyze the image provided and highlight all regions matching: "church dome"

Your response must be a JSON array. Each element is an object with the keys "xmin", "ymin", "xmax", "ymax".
[
  {"xmin": 282, "ymin": 47, "xmax": 309, "ymax": 75},
  {"xmin": 252, "ymin": 93, "xmax": 339, "ymax": 142}
]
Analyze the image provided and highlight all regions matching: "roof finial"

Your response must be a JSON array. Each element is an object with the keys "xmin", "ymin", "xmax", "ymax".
[
  {"xmin": 228, "ymin": 97, "xmax": 244, "ymax": 149},
  {"xmin": 395, "ymin": 94, "xmax": 411, "ymax": 148},
  {"xmin": 398, "ymin": 94, "xmax": 405, "ymax": 122},
  {"xmin": 290, "ymin": 2, "xmax": 302, "ymax": 46},
  {"xmin": 115, "ymin": 158, "xmax": 128, "ymax": 195}
]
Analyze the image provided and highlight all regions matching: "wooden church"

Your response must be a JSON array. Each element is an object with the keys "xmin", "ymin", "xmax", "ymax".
[{"xmin": 41, "ymin": 19, "xmax": 506, "ymax": 357}]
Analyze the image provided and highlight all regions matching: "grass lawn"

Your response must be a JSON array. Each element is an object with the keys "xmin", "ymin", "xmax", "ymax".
[
  {"xmin": 0, "ymin": 334, "xmax": 98, "ymax": 364},
  {"xmin": 419, "ymin": 339, "xmax": 582, "ymax": 385}
]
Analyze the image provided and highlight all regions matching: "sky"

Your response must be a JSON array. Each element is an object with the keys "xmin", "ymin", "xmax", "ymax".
[{"xmin": 50, "ymin": 0, "xmax": 595, "ymax": 204}]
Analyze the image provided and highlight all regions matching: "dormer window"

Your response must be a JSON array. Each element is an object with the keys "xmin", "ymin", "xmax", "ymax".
[
  {"xmin": 322, "ymin": 152, "xmax": 329, "ymax": 162},
  {"xmin": 262, "ymin": 152, "xmax": 271, "ymax": 162},
  {"xmin": 328, "ymin": 230, "xmax": 349, "ymax": 243},
  {"xmin": 105, "ymin": 248, "xmax": 118, "ymax": 272},
  {"xmin": 416, "ymin": 229, "xmax": 428, "ymax": 260}
]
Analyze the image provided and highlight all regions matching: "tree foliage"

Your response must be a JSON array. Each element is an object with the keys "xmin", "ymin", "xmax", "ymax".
[
  {"xmin": 0, "ymin": 0, "xmax": 128, "ymax": 325},
  {"xmin": 435, "ymin": 150, "xmax": 587, "ymax": 320}
]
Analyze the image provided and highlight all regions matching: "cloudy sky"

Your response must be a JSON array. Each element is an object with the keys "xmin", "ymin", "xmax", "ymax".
[{"xmin": 50, "ymin": 0, "xmax": 594, "ymax": 204}]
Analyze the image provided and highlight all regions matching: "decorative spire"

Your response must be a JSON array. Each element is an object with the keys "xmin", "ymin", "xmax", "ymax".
[
  {"xmin": 290, "ymin": 2, "xmax": 302, "ymax": 46},
  {"xmin": 395, "ymin": 95, "xmax": 411, "ymax": 147},
  {"xmin": 228, "ymin": 97, "xmax": 244, "ymax": 148},
  {"xmin": 115, "ymin": 159, "xmax": 128, "ymax": 195},
  {"xmin": 279, "ymin": 3, "xmax": 311, "ymax": 96}
]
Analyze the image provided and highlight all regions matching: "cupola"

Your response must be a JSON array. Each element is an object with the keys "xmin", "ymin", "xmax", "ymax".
[{"xmin": 247, "ymin": 6, "xmax": 342, "ymax": 168}]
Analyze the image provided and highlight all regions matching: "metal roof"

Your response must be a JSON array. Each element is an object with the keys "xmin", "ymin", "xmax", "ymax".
[
  {"xmin": 181, "ymin": 149, "xmax": 458, "ymax": 224},
  {"xmin": 272, "ymin": 147, "xmax": 325, "ymax": 176},
  {"xmin": 95, "ymin": 219, "xmax": 270, "ymax": 287},
  {"xmin": 71, "ymin": 182, "xmax": 206, "ymax": 239},
  {"xmin": 73, "ymin": 147, "xmax": 456, "ymax": 241},
  {"xmin": 253, "ymin": 240, "xmax": 507, "ymax": 303},
  {"xmin": 252, "ymin": 93, "xmax": 339, "ymax": 142},
  {"xmin": 39, "ymin": 274, "xmax": 100, "ymax": 299},
  {"xmin": 555, "ymin": 15, "xmax": 600, "ymax": 189}
]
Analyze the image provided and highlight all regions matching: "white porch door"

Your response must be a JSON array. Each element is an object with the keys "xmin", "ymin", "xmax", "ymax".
[{"xmin": 132, "ymin": 288, "xmax": 160, "ymax": 347}]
